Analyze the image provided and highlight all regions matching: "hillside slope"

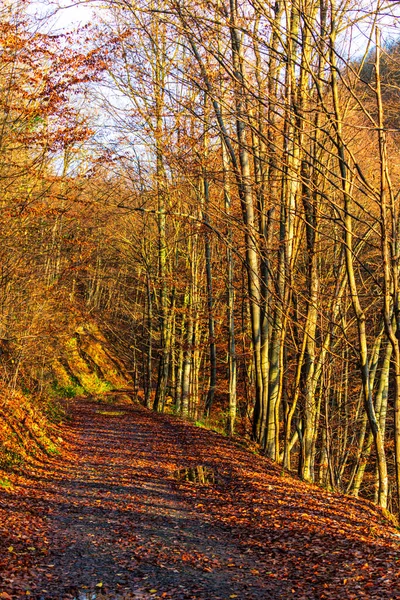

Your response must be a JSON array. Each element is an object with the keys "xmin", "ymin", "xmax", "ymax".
[
  {"xmin": 0, "ymin": 319, "xmax": 134, "ymax": 478},
  {"xmin": 0, "ymin": 401, "xmax": 399, "ymax": 599}
]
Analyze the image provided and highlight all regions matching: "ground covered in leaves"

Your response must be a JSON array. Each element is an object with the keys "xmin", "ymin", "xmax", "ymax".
[{"xmin": 0, "ymin": 400, "xmax": 399, "ymax": 599}]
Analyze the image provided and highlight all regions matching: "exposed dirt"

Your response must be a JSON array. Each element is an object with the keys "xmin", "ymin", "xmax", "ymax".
[{"xmin": 0, "ymin": 400, "xmax": 399, "ymax": 599}]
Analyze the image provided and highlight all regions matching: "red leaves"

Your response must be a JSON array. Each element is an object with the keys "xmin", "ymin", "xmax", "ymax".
[{"xmin": 0, "ymin": 13, "xmax": 101, "ymax": 157}]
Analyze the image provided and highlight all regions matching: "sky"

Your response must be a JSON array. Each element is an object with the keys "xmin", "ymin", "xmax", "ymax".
[{"xmin": 29, "ymin": 1, "xmax": 94, "ymax": 32}]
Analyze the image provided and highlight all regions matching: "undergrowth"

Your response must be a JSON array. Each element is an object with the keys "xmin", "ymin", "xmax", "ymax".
[
  {"xmin": 193, "ymin": 414, "xmax": 228, "ymax": 437},
  {"xmin": 49, "ymin": 380, "xmax": 84, "ymax": 400}
]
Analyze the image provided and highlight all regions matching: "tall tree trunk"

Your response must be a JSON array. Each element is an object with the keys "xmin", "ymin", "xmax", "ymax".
[
  {"xmin": 202, "ymin": 101, "xmax": 217, "ymax": 417},
  {"xmin": 222, "ymin": 142, "xmax": 237, "ymax": 435},
  {"xmin": 375, "ymin": 28, "xmax": 400, "ymax": 509},
  {"xmin": 228, "ymin": 0, "xmax": 263, "ymax": 443},
  {"xmin": 145, "ymin": 270, "xmax": 153, "ymax": 409},
  {"xmin": 329, "ymin": 24, "xmax": 388, "ymax": 508}
]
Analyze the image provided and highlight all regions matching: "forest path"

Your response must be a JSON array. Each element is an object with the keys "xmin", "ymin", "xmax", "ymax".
[{"xmin": 0, "ymin": 400, "xmax": 399, "ymax": 600}]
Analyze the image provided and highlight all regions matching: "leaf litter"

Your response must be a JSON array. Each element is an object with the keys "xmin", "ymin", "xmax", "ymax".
[{"xmin": 0, "ymin": 401, "xmax": 399, "ymax": 599}]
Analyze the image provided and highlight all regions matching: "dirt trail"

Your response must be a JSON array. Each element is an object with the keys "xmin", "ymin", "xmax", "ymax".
[{"xmin": 0, "ymin": 401, "xmax": 399, "ymax": 599}]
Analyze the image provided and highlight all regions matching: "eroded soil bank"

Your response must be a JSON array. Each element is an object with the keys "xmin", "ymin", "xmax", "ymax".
[{"xmin": 0, "ymin": 401, "xmax": 399, "ymax": 599}]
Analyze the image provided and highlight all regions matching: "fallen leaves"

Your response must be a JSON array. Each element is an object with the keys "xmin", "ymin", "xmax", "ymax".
[{"xmin": 0, "ymin": 400, "xmax": 399, "ymax": 599}]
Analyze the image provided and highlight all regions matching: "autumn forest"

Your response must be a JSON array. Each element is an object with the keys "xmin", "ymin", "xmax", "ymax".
[{"xmin": 1, "ymin": 0, "xmax": 400, "ymax": 595}]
